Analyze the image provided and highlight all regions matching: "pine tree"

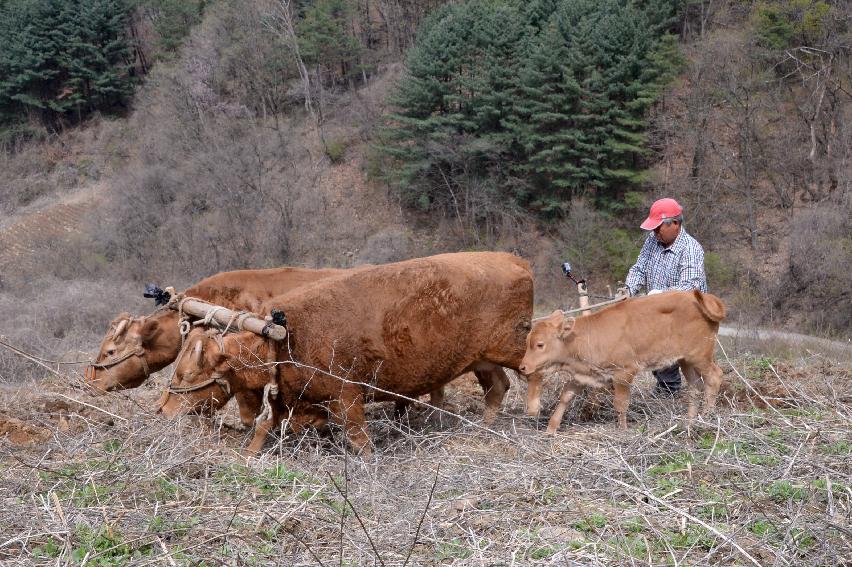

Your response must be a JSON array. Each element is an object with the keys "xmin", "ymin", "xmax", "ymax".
[
  {"xmin": 509, "ymin": 21, "xmax": 585, "ymax": 215},
  {"xmin": 0, "ymin": 0, "xmax": 134, "ymax": 130},
  {"xmin": 383, "ymin": 0, "xmax": 686, "ymax": 217},
  {"xmin": 297, "ymin": 0, "xmax": 361, "ymax": 83},
  {"xmin": 383, "ymin": 0, "xmax": 525, "ymax": 209}
]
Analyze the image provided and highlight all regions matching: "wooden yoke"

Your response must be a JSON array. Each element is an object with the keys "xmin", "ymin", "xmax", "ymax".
[{"xmin": 165, "ymin": 291, "xmax": 288, "ymax": 341}]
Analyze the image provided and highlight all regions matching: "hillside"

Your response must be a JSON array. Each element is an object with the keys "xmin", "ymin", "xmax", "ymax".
[{"xmin": 0, "ymin": 0, "xmax": 849, "ymax": 375}]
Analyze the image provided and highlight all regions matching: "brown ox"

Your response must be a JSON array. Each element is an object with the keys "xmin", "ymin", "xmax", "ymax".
[
  {"xmin": 518, "ymin": 290, "xmax": 726, "ymax": 433},
  {"xmin": 86, "ymin": 267, "xmax": 347, "ymax": 426},
  {"xmin": 160, "ymin": 252, "xmax": 534, "ymax": 454}
]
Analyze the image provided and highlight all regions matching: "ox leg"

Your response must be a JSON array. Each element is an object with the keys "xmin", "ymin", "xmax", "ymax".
[
  {"xmin": 330, "ymin": 391, "xmax": 372, "ymax": 457},
  {"xmin": 681, "ymin": 363, "xmax": 703, "ymax": 423},
  {"xmin": 546, "ymin": 380, "xmax": 583, "ymax": 434},
  {"xmin": 429, "ymin": 387, "xmax": 445, "ymax": 409},
  {"xmin": 612, "ymin": 371, "xmax": 636, "ymax": 431},
  {"xmin": 245, "ymin": 399, "xmax": 282, "ymax": 457},
  {"xmin": 692, "ymin": 361, "xmax": 723, "ymax": 415},
  {"xmin": 475, "ymin": 368, "xmax": 510, "ymax": 424},
  {"xmin": 526, "ymin": 371, "xmax": 544, "ymax": 417},
  {"xmin": 246, "ymin": 418, "xmax": 273, "ymax": 456},
  {"xmin": 702, "ymin": 363, "xmax": 723, "ymax": 413},
  {"xmin": 235, "ymin": 390, "xmax": 262, "ymax": 429}
]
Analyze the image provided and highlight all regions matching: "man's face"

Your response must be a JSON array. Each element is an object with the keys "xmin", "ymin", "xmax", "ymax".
[{"xmin": 654, "ymin": 220, "xmax": 680, "ymax": 246}]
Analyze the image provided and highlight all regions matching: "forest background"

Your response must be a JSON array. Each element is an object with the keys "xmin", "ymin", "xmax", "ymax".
[{"xmin": 0, "ymin": 0, "xmax": 849, "ymax": 378}]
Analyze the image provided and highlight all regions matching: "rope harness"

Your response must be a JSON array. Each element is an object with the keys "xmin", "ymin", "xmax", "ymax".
[
  {"xmin": 145, "ymin": 291, "xmax": 284, "ymax": 419},
  {"xmin": 255, "ymin": 340, "xmax": 280, "ymax": 426}
]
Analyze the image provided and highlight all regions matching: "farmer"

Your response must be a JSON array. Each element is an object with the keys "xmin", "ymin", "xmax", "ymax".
[{"xmin": 625, "ymin": 198, "xmax": 708, "ymax": 395}]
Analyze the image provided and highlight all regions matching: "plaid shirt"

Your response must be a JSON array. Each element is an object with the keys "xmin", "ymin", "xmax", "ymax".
[{"xmin": 625, "ymin": 228, "xmax": 707, "ymax": 296}]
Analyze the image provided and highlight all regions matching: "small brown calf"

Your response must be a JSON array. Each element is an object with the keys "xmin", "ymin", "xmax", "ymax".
[{"xmin": 518, "ymin": 290, "xmax": 726, "ymax": 433}]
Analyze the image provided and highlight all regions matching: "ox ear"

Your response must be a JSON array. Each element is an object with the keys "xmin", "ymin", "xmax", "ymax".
[
  {"xmin": 139, "ymin": 318, "xmax": 161, "ymax": 345},
  {"xmin": 213, "ymin": 352, "xmax": 232, "ymax": 373},
  {"xmin": 546, "ymin": 310, "xmax": 564, "ymax": 325},
  {"xmin": 557, "ymin": 316, "xmax": 576, "ymax": 339}
]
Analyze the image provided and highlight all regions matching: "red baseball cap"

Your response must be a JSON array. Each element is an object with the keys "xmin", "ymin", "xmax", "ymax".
[{"xmin": 640, "ymin": 198, "xmax": 683, "ymax": 230}]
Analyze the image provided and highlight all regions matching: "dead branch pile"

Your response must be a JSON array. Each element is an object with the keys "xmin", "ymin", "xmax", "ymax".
[{"xmin": 0, "ymin": 353, "xmax": 849, "ymax": 566}]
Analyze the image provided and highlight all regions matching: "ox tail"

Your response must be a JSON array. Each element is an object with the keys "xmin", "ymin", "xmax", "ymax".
[{"xmin": 694, "ymin": 290, "xmax": 726, "ymax": 323}]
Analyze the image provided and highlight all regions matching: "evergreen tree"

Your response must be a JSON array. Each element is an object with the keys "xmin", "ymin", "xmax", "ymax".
[
  {"xmin": 297, "ymin": 0, "xmax": 361, "ymax": 82},
  {"xmin": 508, "ymin": 21, "xmax": 585, "ymax": 215},
  {"xmin": 384, "ymin": 0, "xmax": 525, "ymax": 209},
  {"xmin": 0, "ymin": 0, "xmax": 134, "ymax": 130},
  {"xmin": 383, "ymin": 0, "xmax": 685, "ymax": 217}
]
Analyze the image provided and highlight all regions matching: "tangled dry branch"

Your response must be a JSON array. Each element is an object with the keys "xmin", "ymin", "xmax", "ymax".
[{"xmin": 0, "ymin": 345, "xmax": 850, "ymax": 565}]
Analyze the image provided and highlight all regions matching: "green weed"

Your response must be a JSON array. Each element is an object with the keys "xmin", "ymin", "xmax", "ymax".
[
  {"xmin": 750, "ymin": 519, "xmax": 776, "ymax": 538},
  {"xmin": 648, "ymin": 452, "xmax": 693, "ymax": 476},
  {"xmin": 746, "ymin": 453, "xmax": 780, "ymax": 466},
  {"xmin": 622, "ymin": 518, "xmax": 645, "ymax": 534},
  {"xmin": 33, "ymin": 537, "xmax": 62, "ymax": 559},
  {"xmin": 613, "ymin": 534, "xmax": 648, "ymax": 558},
  {"xmin": 324, "ymin": 139, "xmax": 348, "ymax": 164},
  {"xmin": 765, "ymin": 480, "xmax": 807, "ymax": 503},
  {"xmin": 435, "ymin": 538, "xmax": 474, "ymax": 560},
  {"xmin": 102, "ymin": 439, "xmax": 122, "ymax": 453},
  {"xmin": 695, "ymin": 502, "xmax": 729, "ymax": 521},
  {"xmin": 147, "ymin": 514, "xmax": 199, "ymax": 537},
  {"xmin": 666, "ymin": 526, "xmax": 715, "ymax": 550},
  {"xmin": 574, "ymin": 513, "xmax": 607, "ymax": 533},
  {"xmin": 529, "ymin": 545, "xmax": 561, "ymax": 560},
  {"xmin": 71, "ymin": 524, "xmax": 153, "ymax": 566},
  {"xmin": 790, "ymin": 527, "xmax": 816, "ymax": 552},
  {"xmin": 822, "ymin": 440, "xmax": 852, "ymax": 455}
]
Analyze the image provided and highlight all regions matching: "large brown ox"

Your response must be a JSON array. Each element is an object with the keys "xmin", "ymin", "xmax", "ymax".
[
  {"xmin": 518, "ymin": 290, "xmax": 726, "ymax": 433},
  {"xmin": 88, "ymin": 265, "xmax": 509, "ymax": 426},
  {"xmin": 160, "ymin": 252, "xmax": 534, "ymax": 454}
]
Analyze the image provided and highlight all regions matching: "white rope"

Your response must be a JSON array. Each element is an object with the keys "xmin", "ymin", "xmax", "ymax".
[{"xmin": 255, "ymin": 381, "xmax": 279, "ymax": 426}]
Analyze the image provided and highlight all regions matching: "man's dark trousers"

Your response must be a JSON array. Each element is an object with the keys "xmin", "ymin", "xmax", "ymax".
[{"xmin": 654, "ymin": 363, "xmax": 681, "ymax": 394}]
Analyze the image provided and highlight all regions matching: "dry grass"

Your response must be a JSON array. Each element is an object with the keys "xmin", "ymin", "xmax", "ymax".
[{"xmin": 0, "ymin": 351, "xmax": 850, "ymax": 566}]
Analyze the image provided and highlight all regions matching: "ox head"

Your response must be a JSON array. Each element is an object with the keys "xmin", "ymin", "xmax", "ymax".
[
  {"xmin": 157, "ymin": 328, "xmax": 246, "ymax": 418},
  {"xmin": 86, "ymin": 310, "xmax": 180, "ymax": 392},
  {"xmin": 158, "ymin": 329, "xmax": 328, "ymax": 435},
  {"xmin": 518, "ymin": 310, "xmax": 575, "ymax": 376}
]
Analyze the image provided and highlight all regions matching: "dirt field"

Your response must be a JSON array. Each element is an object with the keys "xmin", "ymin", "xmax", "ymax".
[{"xmin": 0, "ymin": 347, "xmax": 850, "ymax": 566}]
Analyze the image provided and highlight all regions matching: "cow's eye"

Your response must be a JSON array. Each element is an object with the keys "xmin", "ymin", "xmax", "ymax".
[
  {"xmin": 106, "ymin": 349, "xmax": 116, "ymax": 356},
  {"xmin": 536, "ymin": 342, "xmax": 544, "ymax": 349}
]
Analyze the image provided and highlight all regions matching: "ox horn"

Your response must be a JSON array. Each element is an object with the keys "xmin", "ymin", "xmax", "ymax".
[
  {"xmin": 113, "ymin": 319, "xmax": 129, "ymax": 338},
  {"xmin": 194, "ymin": 340, "xmax": 203, "ymax": 366}
]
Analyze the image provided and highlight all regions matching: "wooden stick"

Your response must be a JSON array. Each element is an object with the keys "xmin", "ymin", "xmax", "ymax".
[{"xmin": 167, "ymin": 295, "xmax": 287, "ymax": 340}]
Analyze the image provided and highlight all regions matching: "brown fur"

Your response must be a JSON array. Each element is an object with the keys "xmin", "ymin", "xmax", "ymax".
[
  {"xmin": 160, "ymin": 252, "xmax": 534, "ymax": 454},
  {"xmin": 519, "ymin": 290, "xmax": 726, "ymax": 433}
]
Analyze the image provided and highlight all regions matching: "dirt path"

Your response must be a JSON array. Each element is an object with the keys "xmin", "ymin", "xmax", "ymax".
[
  {"xmin": 0, "ymin": 190, "xmax": 97, "ymax": 275},
  {"xmin": 719, "ymin": 325, "xmax": 850, "ymax": 351}
]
